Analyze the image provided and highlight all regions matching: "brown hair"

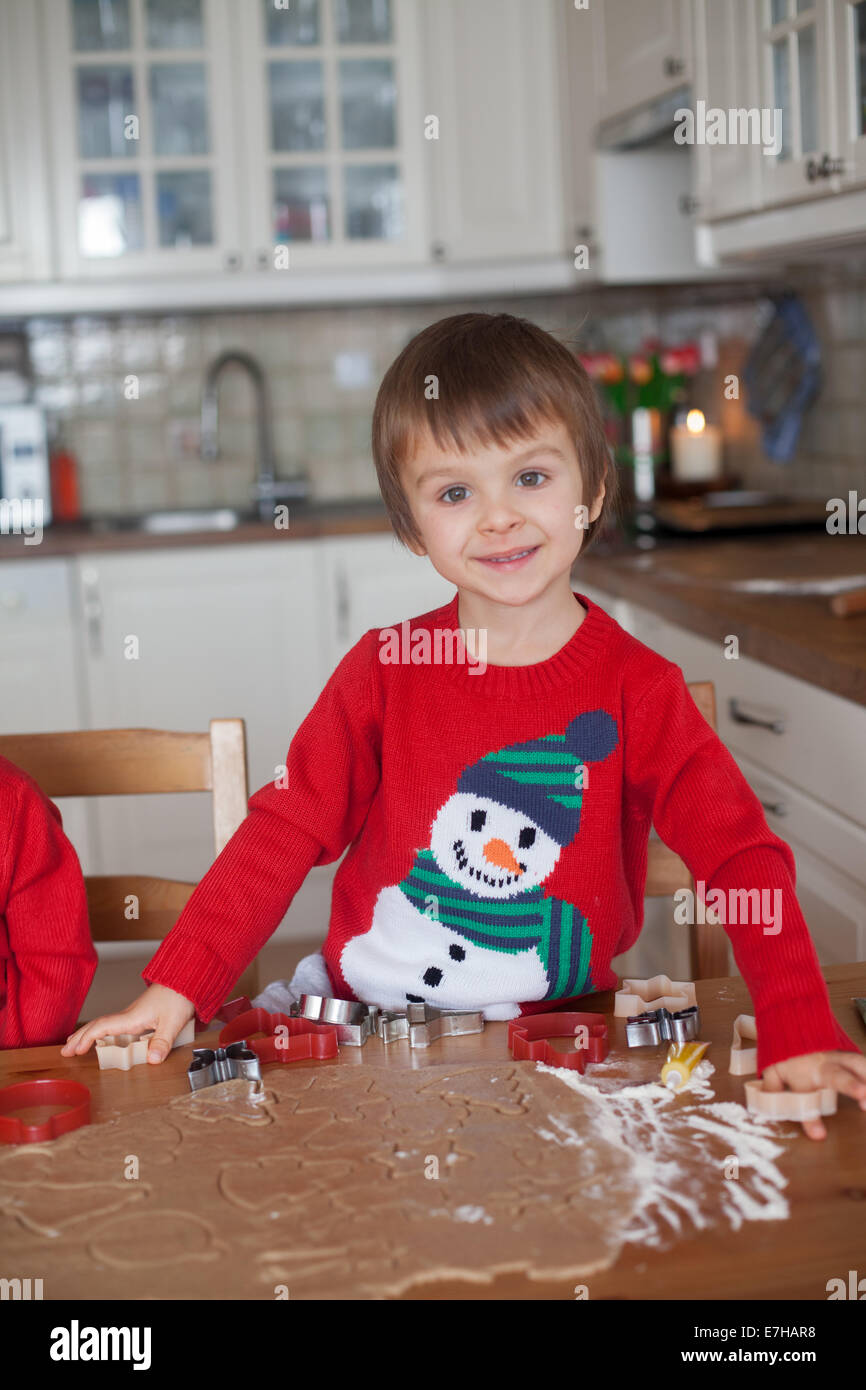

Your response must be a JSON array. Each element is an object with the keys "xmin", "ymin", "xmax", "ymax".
[{"xmin": 371, "ymin": 312, "xmax": 617, "ymax": 552}]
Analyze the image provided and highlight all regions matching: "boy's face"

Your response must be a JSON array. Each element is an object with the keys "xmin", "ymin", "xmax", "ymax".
[{"xmin": 402, "ymin": 416, "xmax": 604, "ymax": 605}]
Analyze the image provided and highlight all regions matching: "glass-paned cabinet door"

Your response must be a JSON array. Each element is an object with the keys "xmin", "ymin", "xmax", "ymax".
[
  {"xmin": 44, "ymin": 0, "xmax": 242, "ymax": 276},
  {"xmin": 754, "ymin": 0, "xmax": 838, "ymax": 207},
  {"xmin": 834, "ymin": 0, "xmax": 866, "ymax": 188},
  {"xmin": 235, "ymin": 0, "xmax": 427, "ymax": 267}
]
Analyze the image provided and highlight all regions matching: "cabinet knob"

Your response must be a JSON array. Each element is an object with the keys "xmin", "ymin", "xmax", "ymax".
[
  {"xmin": 224, "ymin": 251, "xmax": 242, "ymax": 271},
  {"xmin": 255, "ymin": 248, "xmax": 271, "ymax": 271},
  {"xmin": 760, "ymin": 797, "xmax": 788, "ymax": 818},
  {"xmin": 431, "ymin": 240, "xmax": 447, "ymax": 262},
  {"xmin": 663, "ymin": 56, "xmax": 685, "ymax": 77},
  {"xmin": 678, "ymin": 194, "xmax": 700, "ymax": 216}
]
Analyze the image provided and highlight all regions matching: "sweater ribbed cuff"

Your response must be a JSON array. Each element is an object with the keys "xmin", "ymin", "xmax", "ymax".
[
  {"xmin": 143, "ymin": 935, "xmax": 238, "ymax": 1024},
  {"xmin": 754, "ymin": 995, "xmax": 861, "ymax": 1074}
]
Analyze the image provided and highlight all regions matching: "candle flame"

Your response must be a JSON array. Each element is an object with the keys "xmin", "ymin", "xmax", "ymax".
[{"xmin": 686, "ymin": 409, "xmax": 706, "ymax": 434}]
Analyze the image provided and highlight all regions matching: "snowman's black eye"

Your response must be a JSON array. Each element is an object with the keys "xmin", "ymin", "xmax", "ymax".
[
  {"xmin": 470, "ymin": 809, "xmax": 487, "ymax": 831},
  {"xmin": 518, "ymin": 826, "xmax": 536, "ymax": 848}
]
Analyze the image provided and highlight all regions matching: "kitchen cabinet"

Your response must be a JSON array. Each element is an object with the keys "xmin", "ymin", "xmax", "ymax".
[
  {"xmin": 692, "ymin": 0, "xmax": 763, "ymax": 222},
  {"xmin": 72, "ymin": 541, "xmax": 327, "ymax": 881},
  {"xmin": 592, "ymin": 0, "xmax": 692, "ymax": 125},
  {"xmin": 834, "ymin": 0, "xmax": 866, "ymax": 190},
  {"xmin": 556, "ymin": 0, "xmax": 599, "ymax": 269},
  {"xmin": 419, "ymin": 0, "xmax": 566, "ymax": 264},
  {"xmin": 0, "ymin": 559, "xmax": 93, "ymax": 867},
  {"xmin": 577, "ymin": 581, "xmax": 866, "ymax": 966},
  {"xmin": 318, "ymin": 532, "xmax": 455, "ymax": 670},
  {"xmin": 0, "ymin": 1, "xmax": 52, "ymax": 280},
  {"xmin": 234, "ymin": 0, "xmax": 428, "ymax": 270}
]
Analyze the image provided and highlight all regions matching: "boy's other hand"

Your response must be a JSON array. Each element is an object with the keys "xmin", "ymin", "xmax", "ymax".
[
  {"xmin": 761, "ymin": 1050, "xmax": 866, "ymax": 1140},
  {"xmin": 61, "ymin": 984, "xmax": 196, "ymax": 1063}
]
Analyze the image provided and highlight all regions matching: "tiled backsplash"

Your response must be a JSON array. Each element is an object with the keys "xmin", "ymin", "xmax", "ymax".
[{"xmin": 21, "ymin": 268, "xmax": 866, "ymax": 518}]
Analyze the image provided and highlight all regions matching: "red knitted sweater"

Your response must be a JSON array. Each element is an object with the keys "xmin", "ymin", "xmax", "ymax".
[
  {"xmin": 0, "ymin": 757, "xmax": 96, "ymax": 1048},
  {"xmin": 145, "ymin": 592, "xmax": 859, "ymax": 1073}
]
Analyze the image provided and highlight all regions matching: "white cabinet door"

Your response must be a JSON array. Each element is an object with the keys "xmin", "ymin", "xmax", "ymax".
[
  {"xmin": 555, "ymin": 0, "xmax": 598, "ymax": 268},
  {"xmin": 693, "ymin": 0, "xmax": 764, "ymax": 221},
  {"xmin": 419, "ymin": 0, "xmax": 565, "ymax": 262},
  {"xmin": 74, "ymin": 542, "xmax": 326, "ymax": 880},
  {"xmin": 42, "ymin": 0, "xmax": 244, "ymax": 279},
  {"xmin": 0, "ymin": 558, "xmax": 92, "ymax": 867},
  {"xmin": 592, "ymin": 0, "xmax": 691, "ymax": 123},
  {"xmin": 834, "ymin": 0, "xmax": 866, "ymax": 189},
  {"xmin": 234, "ymin": 0, "xmax": 428, "ymax": 271},
  {"xmin": 751, "ymin": 0, "xmax": 840, "ymax": 209},
  {"xmin": 319, "ymin": 533, "xmax": 454, "ymax": 670},
  {"xmin": 0, "ymin": 1, "xmax": 52, "ymax": 280}
]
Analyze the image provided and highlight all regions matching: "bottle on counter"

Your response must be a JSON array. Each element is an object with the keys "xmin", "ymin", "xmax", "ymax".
[{"xmin": 49, "ymin": 438, "xmax": 82, "ymax": 522}]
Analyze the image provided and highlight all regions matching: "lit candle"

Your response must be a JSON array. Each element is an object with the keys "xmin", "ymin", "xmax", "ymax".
[{"xmin": 669, "ymin": 409, "xmax": 722, "ymax": 482}]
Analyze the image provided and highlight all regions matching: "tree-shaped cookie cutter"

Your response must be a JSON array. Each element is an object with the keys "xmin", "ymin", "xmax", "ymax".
[
  {"xmin": 507, "ymin": 1011, "xmax": 609, "ymax": 1072},
  {"xmin": 614, "ymin": 975, "xmax": 697, "ymax": 1017},
  {"xmin": 729, "ymin": 1014, "xmax": 758, "ymax": 1075},
  {"xmin": 744, "ymin": 1079, "xmax": 837, "ymax": 1121},
  {"xmin": 95, "ymin": 1018, "xmax": 196, "ymax": 1070},
  {"xmin": 379, "ymin": 1001, "xmax": 485, "ymax": 1047}
]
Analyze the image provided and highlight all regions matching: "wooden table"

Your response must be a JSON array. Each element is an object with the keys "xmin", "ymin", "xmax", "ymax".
[{"xmin": 2, "ymin": 964, "xmax": 865, "ymax": 1300}]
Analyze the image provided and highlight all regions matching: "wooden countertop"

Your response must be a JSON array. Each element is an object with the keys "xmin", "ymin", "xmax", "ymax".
[
  {"xmin": 579, "ymin": 531, "xmax": 866, "ymax": 708},
  {"xmin": 2, "ymin": 963, "xmax": 864, "ymax": 1300}
]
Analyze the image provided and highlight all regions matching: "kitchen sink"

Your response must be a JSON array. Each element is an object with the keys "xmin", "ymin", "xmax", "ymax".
[{"xmin": 84, "ymin": 508, "xmax": 255, "ymax": 535}]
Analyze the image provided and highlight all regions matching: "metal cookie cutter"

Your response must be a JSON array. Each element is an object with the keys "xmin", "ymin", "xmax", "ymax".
[
  {"xmin": 625, "ymin": 1005, "xmax": 701, "ymax": 1047},
  {"xmin": 379, "ymin": 1002, "xmax": 485, "ymax": 1048},
  {"xmin": 291, "ymin": 994, "xmax": 379, "ymax": 1047},
  {"xmin": 187, "ymin": 1041, "xmax": 261, "ymax": 1091}
]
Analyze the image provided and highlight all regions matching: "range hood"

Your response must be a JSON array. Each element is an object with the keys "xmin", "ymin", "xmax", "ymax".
[{"xmin": 596, "ymin": 85, "xmax": 691, "ymax": 151}]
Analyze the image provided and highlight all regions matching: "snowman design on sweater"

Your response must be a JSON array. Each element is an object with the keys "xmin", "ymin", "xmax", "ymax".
[{"xmin": 340, "ymin": 710, "xmax": 619, "ymax": 1020}]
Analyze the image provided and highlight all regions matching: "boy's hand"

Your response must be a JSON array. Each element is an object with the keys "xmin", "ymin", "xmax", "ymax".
[
  {"xmin": 61, "ymin": 984, "xmax": 196, "ymax": 1064},
  {"xmin": 761, "ymin": 1051, "xmax": 866, "ymax": 1140}
]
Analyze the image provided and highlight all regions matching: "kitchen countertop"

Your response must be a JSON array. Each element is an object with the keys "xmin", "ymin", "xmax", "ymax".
[
  {"xmin": 579, "ymin": 531, "xmax": 866, "ymax": 707},
  {"xmin": 3, "ymin": 506, "xmax": 864, "ymax": 706}
]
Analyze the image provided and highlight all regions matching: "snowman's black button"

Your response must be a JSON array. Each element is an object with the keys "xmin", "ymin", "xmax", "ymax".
[
  {"xmin": 449, "ymin": 944, "xmax": 466, "ymax": 961},
  {"xmin": 406, "ymin": 993, "xmax": 424, "ymax": 1003},
  {"xmin": 422, "ymin": 967, "xmax": 443, "ymax": 988}
]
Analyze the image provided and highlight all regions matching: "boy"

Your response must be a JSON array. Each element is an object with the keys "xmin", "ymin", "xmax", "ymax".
[
  {"xmin": 64, "ymin": 312, "xmax": 866, "ymax": 1140},
  {"xmin": 1, "ymin": 755, "xmax": 96, "ymax": 1047}
]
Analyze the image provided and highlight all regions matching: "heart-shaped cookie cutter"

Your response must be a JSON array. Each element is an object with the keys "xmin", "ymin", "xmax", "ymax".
[
  {"xmin": 218, "ymin": 1008, "xmax": 339, "ymax": 1064},
  {"xmin": 0, "ymin": 1078, "xmax": 91, "ymax": 1145},
  {"xmin": 507, "ymin": 1011, "xmax": 609, "ymax": 1072}
]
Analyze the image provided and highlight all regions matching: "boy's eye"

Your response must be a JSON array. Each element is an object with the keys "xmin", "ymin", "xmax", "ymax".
[
  {"xmin": 440, "ymin": 485, "xmax": 469, "ymax": 504},
  {"xmin": 517, "ymin": 470, "xmax": 545, "ymax": 487}
]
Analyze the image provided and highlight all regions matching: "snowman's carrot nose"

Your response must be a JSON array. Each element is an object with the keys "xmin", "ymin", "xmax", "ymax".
[{"xmin": 483, "ymin": 838, "xmax": 523, "ymax": 874}]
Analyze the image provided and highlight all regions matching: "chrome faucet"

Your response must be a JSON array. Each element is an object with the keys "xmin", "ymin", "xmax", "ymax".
[{"xmin": 201, "ymin": 349, "xmax": 307, "ymax": 522}]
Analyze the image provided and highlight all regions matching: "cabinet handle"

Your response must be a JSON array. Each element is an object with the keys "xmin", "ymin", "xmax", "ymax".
[
  {"xmin": 80, "ymin": 565, "xmax": 103, "ymax": 659},
  {"xmin": 663, "ymin": 56, "xmax": 685, "ymax": 77},
  {"xmin": 807, "ymin": 153, "xmax": 846, "ymax": 181},
  {"xmin": 728, "ymin": 697, "xmax": 785, "ymax": 734},
  {"xmin": 760, "ymin": 797, "xmax": 788, "ymax": 818},
  {"xmin": 335, "ymin": 564, "xmax": 350, "ymax": 645},
  {"xmin": 678, "ymin": 194, "xmax": 700, "ymax": 216}
]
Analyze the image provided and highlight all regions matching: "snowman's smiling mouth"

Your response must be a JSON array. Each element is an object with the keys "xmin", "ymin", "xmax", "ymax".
[{"xmin": 452, "ymin": 838, "xmax": 526, "ymax": 888}]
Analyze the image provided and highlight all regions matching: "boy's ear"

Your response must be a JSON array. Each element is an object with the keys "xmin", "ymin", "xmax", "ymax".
[{"xmin": 589, "ymin": 479, "xmax": 606, "ymax": 523}]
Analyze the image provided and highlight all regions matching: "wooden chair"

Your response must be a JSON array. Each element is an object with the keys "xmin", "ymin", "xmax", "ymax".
[
  {"xmin": 0, "ymin": 720, "xmax": 259, "ymax": 1004},
  {"xmin": 644, "ymin": 681, "xmax": 729, "ymax": 980}
]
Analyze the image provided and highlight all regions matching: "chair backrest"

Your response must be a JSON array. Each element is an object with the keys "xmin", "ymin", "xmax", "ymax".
[
  {"xmin": 0, "ymin": 719, "xmax": 257, "ymax": 997},
  {"xmin": 644, "ymin": 681, "xmax": 728, "ymax": 980}
]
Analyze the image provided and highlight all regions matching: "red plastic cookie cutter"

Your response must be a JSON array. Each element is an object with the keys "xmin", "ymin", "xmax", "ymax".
[
  {"xmin": 194, "ymin": 995, "xmax": 253, "ymax": 1033},
  {"xmin": 218, "ymin": 1008, "xmax": 338, "ymax": 1064},
  {"xmin": 0, "ymin": 1078, "xmax": 91, "ymax": 1145},
  {"xmin": 507, "ymin": 1011, "xmax": 609, "ymax": 1073}
]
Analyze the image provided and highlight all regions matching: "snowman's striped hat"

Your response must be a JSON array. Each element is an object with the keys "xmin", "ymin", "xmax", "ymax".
[{"xmin": 456, "ymin": 710, "xmax": 618, "ymax": 847}]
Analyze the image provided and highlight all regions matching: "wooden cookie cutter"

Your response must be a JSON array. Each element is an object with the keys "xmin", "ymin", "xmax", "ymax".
[
  {"xmin": 379, "ymin": 1002, "xmax": 485, "ymax": 1047},
  {"xmin": 188, "ymin": 1041, "xmax": 262, "ymax": 1091},
  {"xmin": 614, "ymin": 975, "xmax": 697, "ymax": 1018},
  {"xmin": 95, "ymin": 1018, "xmax": 196, "ymax": 1070},
  {"xmin": 744, "ymin": 1079, "xmax": 837, "ymax": 1121},
  {"xmin": 507, "ymin": 1011, "xmax": 609, "ymax": 1072},
  {"xmin": 0, "ymin": 1078, "xmax": 91, "ymax": 1145},
  {"xmin": 729, "ymin": 1014, "xmax": 758, "ymax": 1075},
  {"xmin": 292, "ymin": 994, "xmax": 379, "ymax": 1046},
  {"xmin": 625, "ymin": 1005, "xmax": 701, "ymax": 1047},
  {"xmin": 218, "ymin": 1008, "xmax": 339, "ymax": 1064}
]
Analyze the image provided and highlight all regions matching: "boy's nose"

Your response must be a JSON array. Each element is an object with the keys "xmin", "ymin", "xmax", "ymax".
[{"xmin": 483, "ymin": 838, "xmax": 523, "ymax": 874}]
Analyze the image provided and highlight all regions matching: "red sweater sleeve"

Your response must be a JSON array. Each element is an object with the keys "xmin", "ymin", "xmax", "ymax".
[
  {"xmin": 0, "ymin": 775, "xmax": 96, "ymax": 1048},
  {"xmin": 624, "ymin": 663, "xmax": 861, "ymax": 1073},
  {"xmin": 144, "ymin": 628, "xmax": 382, "ymax": 1020}
]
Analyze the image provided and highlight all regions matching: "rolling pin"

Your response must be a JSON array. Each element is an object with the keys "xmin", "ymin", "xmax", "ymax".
[{"xmin": 830, "ymin": 586, "xmax": 866, "ymax": 617}]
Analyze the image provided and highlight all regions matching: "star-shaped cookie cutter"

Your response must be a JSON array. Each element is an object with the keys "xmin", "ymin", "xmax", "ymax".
[
  {"xmin": 614, "ymin": 975, "xmax": 697, "ymax": 1017},
  {"xmin": 95, "ymin": 1019, "xmax": 195, "ymax": 1070},
  {"xmin": 379, "ymin": 1002, "xmax": 485, "ymax": 1047},
  {"xmin": 188, "ymin": 1041, "xmax": 262, "ymax": 1091},
  {"xmin": 625, "ymin": 1005, "xmax": 702, "ymax": 1047},
  {"xmin": 507, "ymin": 1011, "xmax": 609, "ymax": 1072}
]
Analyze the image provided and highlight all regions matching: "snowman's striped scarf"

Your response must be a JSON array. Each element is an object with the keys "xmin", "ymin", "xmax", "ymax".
[{"xmin": 397, "ymin": 848, "xmax": 593, "ymax": 1001}]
